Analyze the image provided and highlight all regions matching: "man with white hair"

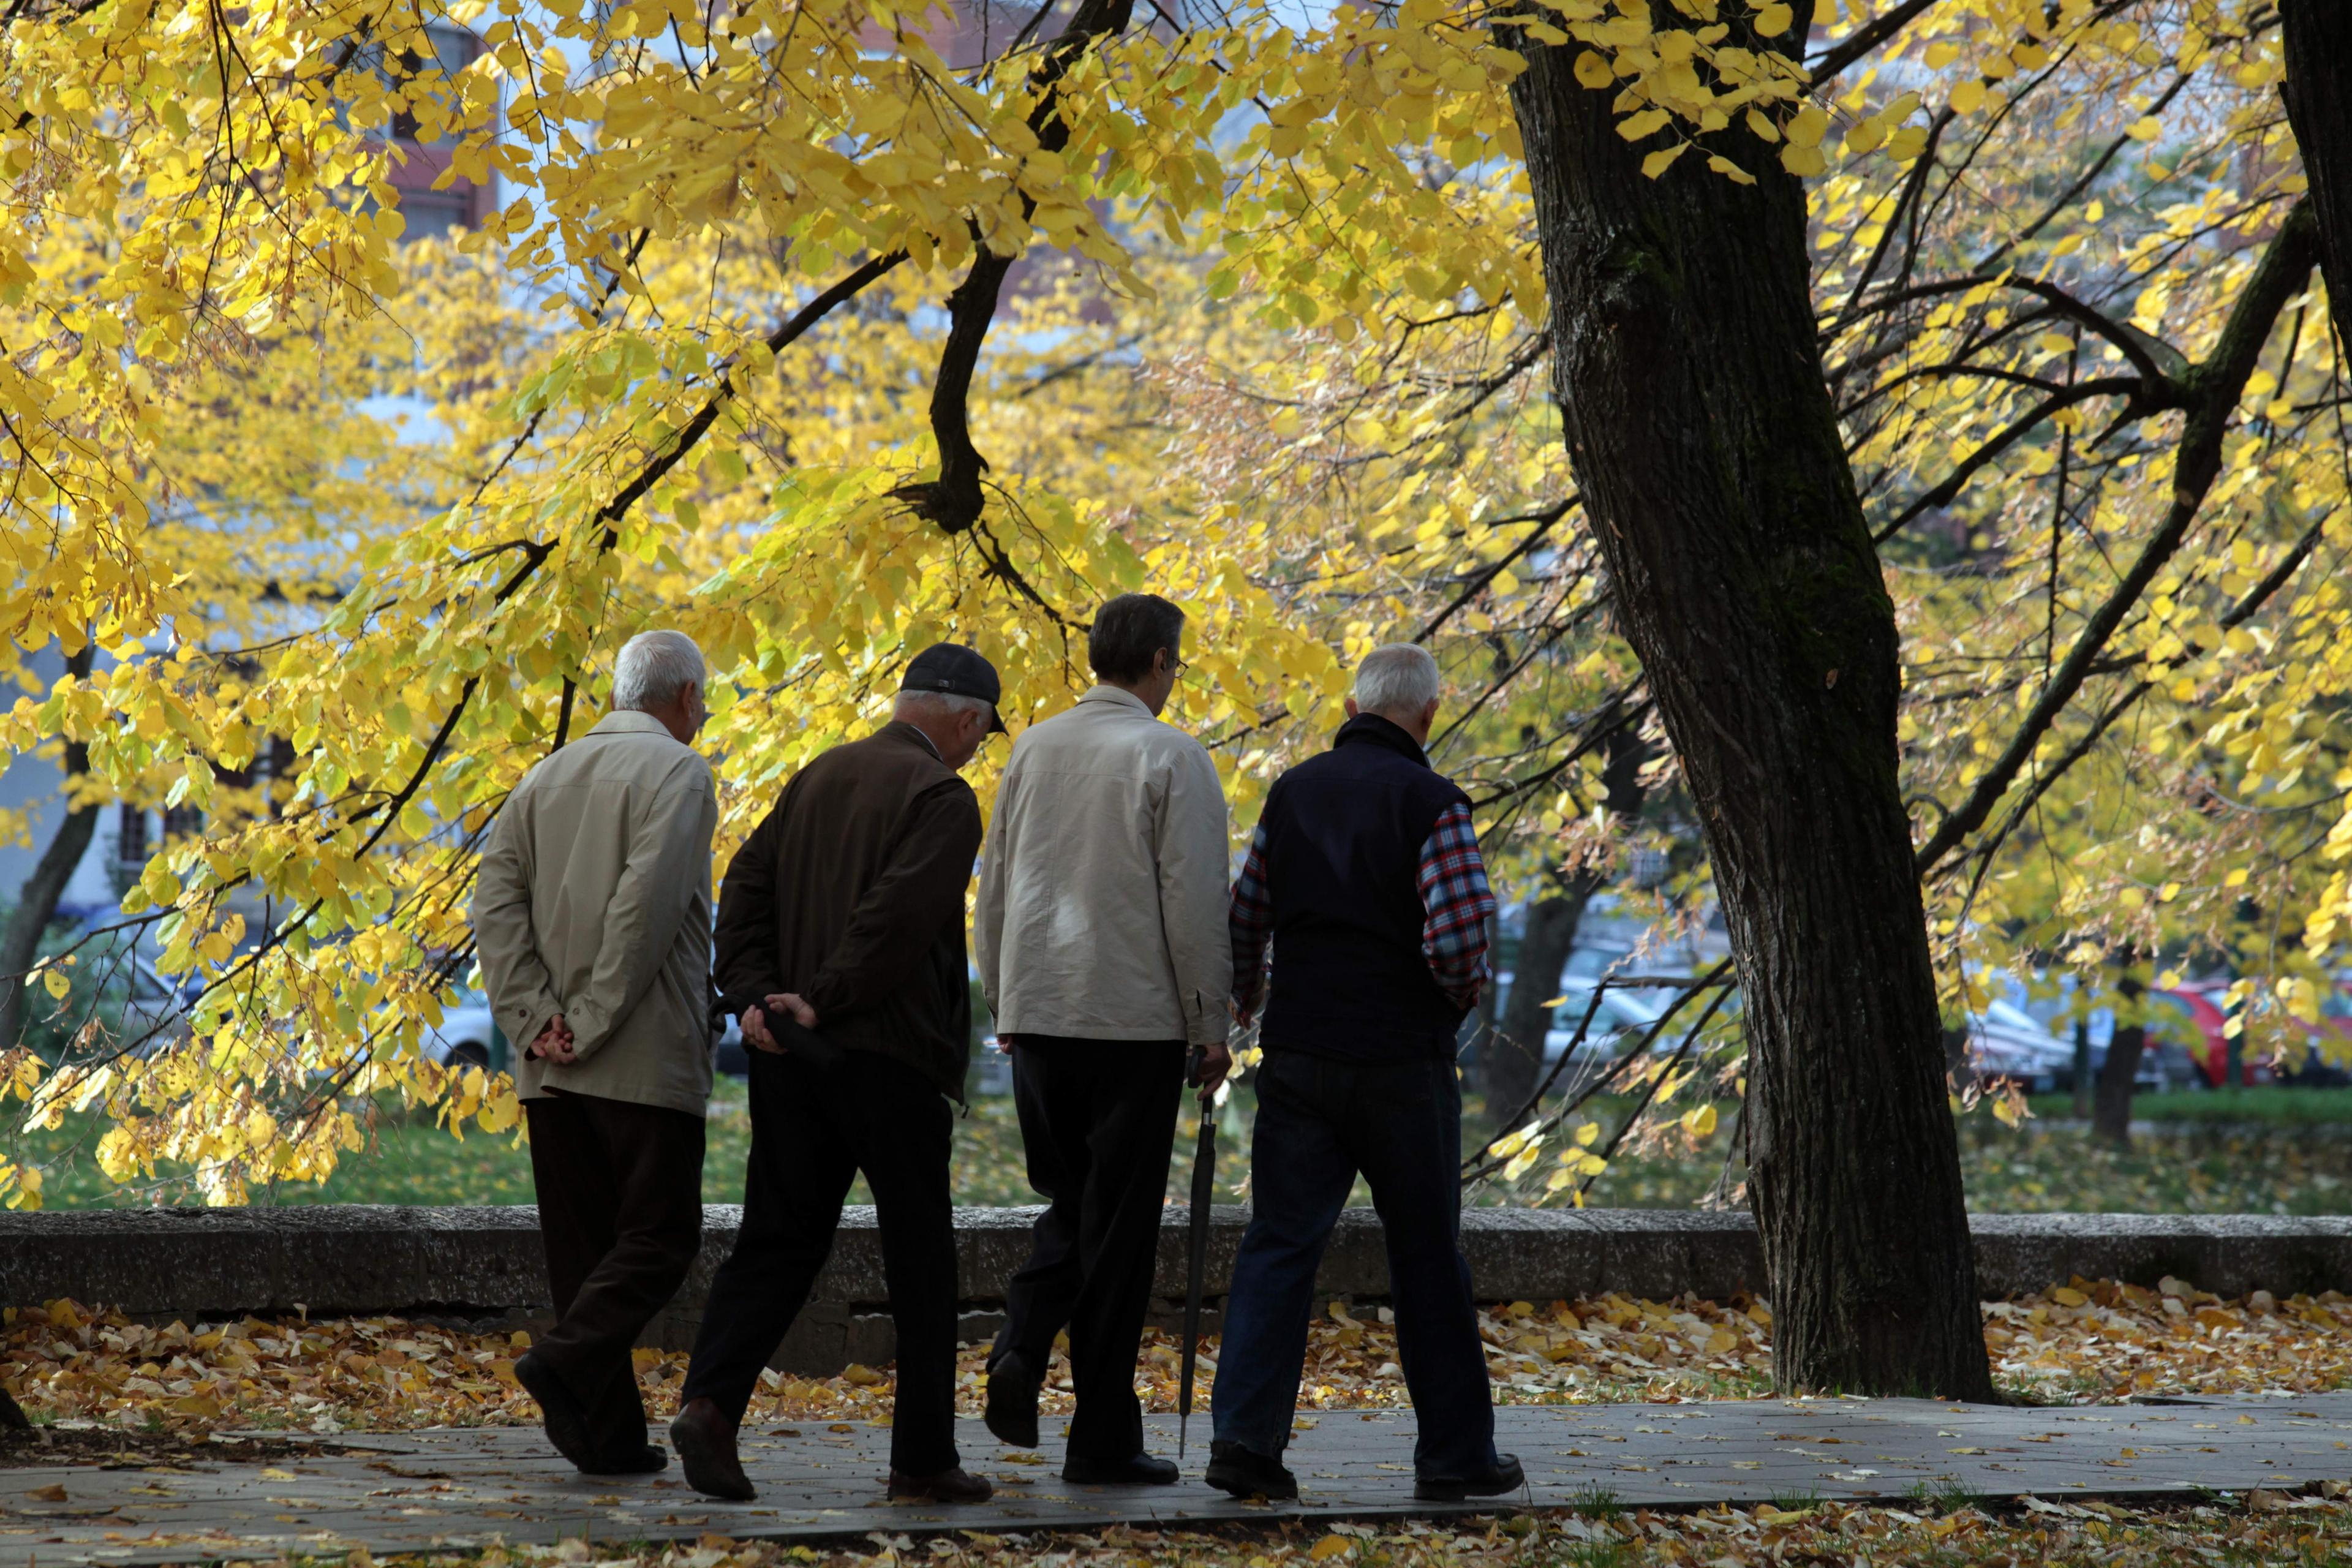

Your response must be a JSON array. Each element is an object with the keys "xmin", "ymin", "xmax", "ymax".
[
  {"xmin": 473, "ymin": 628, "xmax": 719, "ymax": 1477},
  {"xmin": 669, "ymin": 644, "xmax": 1004, "ymax": 1507},
  {"xmin": 1205, "ymin": 643, "xmax": 1521, "ymax": 1504}
]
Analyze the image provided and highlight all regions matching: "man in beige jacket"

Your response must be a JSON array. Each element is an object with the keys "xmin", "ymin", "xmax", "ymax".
[
  {"xmin": 473, "ymin": 629, "xmax": 719, "ymax": 1476},
  {"xmin": 973, "ymin": 592, "xmax": 1232, "ymax": 1485}
]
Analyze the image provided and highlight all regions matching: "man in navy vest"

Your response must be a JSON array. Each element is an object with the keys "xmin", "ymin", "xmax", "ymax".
[{"xmin": 1205, "ymin": 643, "xmax": 1521, "ymax": 1504}]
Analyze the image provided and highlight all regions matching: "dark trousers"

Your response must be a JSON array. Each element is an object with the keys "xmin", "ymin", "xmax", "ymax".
[
  {"xmin": 991, "ymin": 1036, "xmax": 1186, "ymax": 1463},
  {"xmin": 526, "ymin": 1090, "xmax": 706, "ymax": 1460},
  {"xmin": 1212, "ymin": 1049, "xmax": 1498, "ymax": 1479},
  {"xmin": 679, "ymin": 1047, "xmax": 960, "ymax": 1476}
]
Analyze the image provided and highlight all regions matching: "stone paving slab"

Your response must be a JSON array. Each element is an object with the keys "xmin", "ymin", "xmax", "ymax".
[{"xmin": 4, "ymin": 1396, "xmax": 2350, "ymax": 1565}]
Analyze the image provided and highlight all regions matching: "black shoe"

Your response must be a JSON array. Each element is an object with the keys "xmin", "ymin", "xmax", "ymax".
[
  {"xmin": 669, "ymin": 1397, "xmax": 756, "ymax": 1501},
  {"xmin": 983, "ymin": 1352, "xmax": 1040, "ymax": 1449},
  {"xmin": 513, "ymin": 1351, "xmax": 597, "ymax": 1470},
  {"xmin": 1204, "ymin": 1439, "xmax": 1298, "ymax": 1501},
  {"xmin": 1063, "ymin": 1452, "xmax": 1178, "ymax": 1485},
  {"xmin": 582, "ymin": 1442, "xmax": 668, "ymax": 1476},
  {"xmin": 888, "ymin": 1466, "xmax": 995, "ymax": 1504},
  {"xmin": 1415, "ymin": 1453, "xmax": 1525, "ymax": 1501}
]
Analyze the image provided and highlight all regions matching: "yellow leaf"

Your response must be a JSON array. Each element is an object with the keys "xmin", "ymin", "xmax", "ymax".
[
  {"xmin": 1642, "ymin": 144, "xmax": 1688, "ymax": 178},
  {"xmin": 1706, "ymin": 154, "xmax": 1757, "ymax": 185},
  {"xmin": 1574, "ymin": 50, "xmax": 1614, "ymax": 89},
  {"xmin": 1310, "ymin": 1536, "xmax": 1351, "ymax": 1562},
  {"xmin": 1753, "ymin": 2, "xmax": 1792, "ymax": 36}
]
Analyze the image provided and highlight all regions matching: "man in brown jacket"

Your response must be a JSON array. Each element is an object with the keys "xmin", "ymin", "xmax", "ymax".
[
  {"xmin": 472, "ymin": 628, "xmax": 718, "ymax": 1476},
  {"xmin": 669, "ymin": 644, "xmax": 1003, "ymax": 1506}
]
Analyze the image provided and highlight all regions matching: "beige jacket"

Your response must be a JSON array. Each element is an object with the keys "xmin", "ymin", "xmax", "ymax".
[
  {"xmin": 472, "ymin": 710, "xmax": 719, "ymax": 1118},
  {"xmin": 975, "ymin": 685, "xmax": 1232, "ymax": 1046}
]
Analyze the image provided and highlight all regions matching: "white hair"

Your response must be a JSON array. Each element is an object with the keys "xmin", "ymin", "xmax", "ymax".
[
  {"xmin": 894, "ymin": 690, "xmax": 992, "ymax": 724},
  {"xmin": 1353, "ymin": 643, "xmax": 1441, "ymax": 716},
  {"xmin": 612, "ymin": 630, "xmax": 706, "ymax": 711}
]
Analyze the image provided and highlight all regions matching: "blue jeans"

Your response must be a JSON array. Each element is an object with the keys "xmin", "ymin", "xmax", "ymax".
[{"xmin": 1213, "ymin": 1050, "xmax": 1498, "ymax": 1479}]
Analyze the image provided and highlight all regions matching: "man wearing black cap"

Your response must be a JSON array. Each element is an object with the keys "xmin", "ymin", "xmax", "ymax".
[{"xmin": 669, "ymin": 644, "xmax": 1005, "ymax": 1506}]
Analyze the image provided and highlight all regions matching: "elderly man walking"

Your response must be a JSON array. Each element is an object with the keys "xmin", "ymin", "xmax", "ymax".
[
  {"xmin": 473, "ymin": 629, "xmax": 720, "ymax": 1476},
  {"xmin": 666, "ymin": 644, "xmax": 1005, "ymax": 1507},
  {"xmin": 1206, "ymin": 644, "xmax": 1522, "ymax": 1503},
  {"xmin": 973, "ymin": 592, "xmax": 1232, "ymax": 1486}
]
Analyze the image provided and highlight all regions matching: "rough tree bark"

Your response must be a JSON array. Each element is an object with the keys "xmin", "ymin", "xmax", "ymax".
[
  {"xmin": 2091, "ymin": 971, "xmax": 2147, "ymax": 1149},
  {"xmin": 1489, "ymin": 715, "xmax": 1649, "ymax": 1118},
  {"xmin": 0, "ymin": 645, "xmax": 97, "ymax": 1052},
  {"xmin": 2280, "ymin": 1, "xmax": 2351, "ymax": 328},
  {"xmin": 1507, "ymin": 20, "xmax": 1993, "ymax": 1397}
]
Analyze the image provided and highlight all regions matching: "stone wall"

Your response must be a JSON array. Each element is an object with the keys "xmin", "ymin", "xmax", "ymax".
[{"xmin": 2, "ymin": 1206, "xmax": 2345, "ymax": 1374}]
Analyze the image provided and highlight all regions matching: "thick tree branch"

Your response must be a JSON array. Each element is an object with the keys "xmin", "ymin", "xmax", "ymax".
[
  {"xmin": 895, "ymin": 0, "xmax": 1137, "ymax": 533},
  {"xmin": 1914, "ymin": 202, "xmax": 2318, "ymax": 873}
]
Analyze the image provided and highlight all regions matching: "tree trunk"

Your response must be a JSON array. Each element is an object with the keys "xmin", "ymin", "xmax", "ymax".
[
  {"xmin": 2092, "ymin": 973, "xmax": 2146, "ymax": 1148},
  {"xmin": 1507, "ymin": 18, "xmax": 1992, "ymax": 1399},
  {"xmin": 2281, "ymin": 1, "xmax": 2352, "ymax": 330},
  {"xmin": 1488, "ymin": 716, "xmax": 1649, "ymax": 1119},
  {"xmin": 0, "ymin": 646, "xmax": 97, "ymax": 1053},
  {"xmin": 0, "ymin": 1384, "xmax": 28, "ymax": 1430}
]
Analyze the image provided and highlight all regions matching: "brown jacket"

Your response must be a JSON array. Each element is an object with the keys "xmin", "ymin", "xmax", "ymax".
[{"xmin": 713, "ymin": 722, "xmax": 982, "ymax": 1096}]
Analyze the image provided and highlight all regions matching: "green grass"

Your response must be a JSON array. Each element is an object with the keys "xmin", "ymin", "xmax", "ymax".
[
  {"xmin": 2023, "ymin": 1086, "xmax": 2352, "ymax": 1125},
  {"xmin": 15, "ymin": 1078, "xmax": 2352, "ymax": 1215}
]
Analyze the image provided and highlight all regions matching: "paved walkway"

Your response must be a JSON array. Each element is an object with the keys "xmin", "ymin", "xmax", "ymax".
[{"xmin": 5, "ymin": 1395, "xmax": 2350, "ymax": 1564}]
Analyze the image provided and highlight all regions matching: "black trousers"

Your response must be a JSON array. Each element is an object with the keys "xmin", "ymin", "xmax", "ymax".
[
  {"xmin": 525, "ymin": 1090, "xmax": 706, "ymax": 1460},
  {"xmin": 991, "ymin": 1036, "xmax": 1186, "ymax": 1463},
  {"xmin": 679, "ymin": 1047, "xmax": 960, "ymax": 1476}
]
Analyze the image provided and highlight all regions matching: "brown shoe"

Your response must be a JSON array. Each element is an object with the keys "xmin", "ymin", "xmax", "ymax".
[
  {"xmin": 668, "ymin": 1398, "xmax": 755, "ymax": 1501},
  {"xmin": 887, "ymin": 1466, "xmax": 994, "ymax": 1504}
]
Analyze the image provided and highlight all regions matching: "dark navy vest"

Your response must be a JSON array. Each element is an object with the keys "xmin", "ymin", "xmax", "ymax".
[{"xmin": 1257, "ymin": 713, "xmax": 1473, "ymax": 1060}]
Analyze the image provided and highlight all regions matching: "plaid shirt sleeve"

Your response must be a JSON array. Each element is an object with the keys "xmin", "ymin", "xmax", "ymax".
[
  {"xmin": 1228, "ymin": 822, "xmax": 1275, "ymax": 1025},
  {"xmin": 1417, "ymin": 802, "xmax": 1496, "ymax": 1012}
]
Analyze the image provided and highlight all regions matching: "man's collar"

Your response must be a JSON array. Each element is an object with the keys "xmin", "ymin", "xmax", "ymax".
[
  {"xmin": 1078, "ymin": 684, "xmax": 1153, "ymax": 715},
  {"xmin": 1333, "ymin": 710, "xmax": 1431, "ymax": 769},
  {"xmin": 588, "ymin": 710, "xmax": 673, "ymax": 739},
  {"xmin": 884, "ymin": 719, "xmax": 944, "ymax": 760}
]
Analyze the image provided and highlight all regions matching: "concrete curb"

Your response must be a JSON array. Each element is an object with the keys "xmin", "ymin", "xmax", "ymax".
[{"xmin": 2, "ymin": 1206, "xmax": 2345, "ymax": 1373}]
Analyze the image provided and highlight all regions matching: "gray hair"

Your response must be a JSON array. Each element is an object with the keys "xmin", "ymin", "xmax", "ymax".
[
  {"xmin": 894, "ymin": 690, "xmax": 992, "ymax": 725},
  {"xmin": 1352, "ymin": 643, "xmax": 1441, "ymax": 716},
  {"xmin": 612, "ymin": 630, "xmax": 706, "ymax": 711}
]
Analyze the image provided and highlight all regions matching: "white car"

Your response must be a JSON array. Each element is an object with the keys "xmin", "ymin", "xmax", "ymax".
[
  {"xmin": 1542, "ymin": 981, "xmax": 1674, "ymax": 1064},
  {"xmin": 1963, "ymin": 998, "xmax": 2075, "ymax": 1091},
  {"xmin": 425, "ymin": 987, "xmax": 500, "ymax": 1070}
]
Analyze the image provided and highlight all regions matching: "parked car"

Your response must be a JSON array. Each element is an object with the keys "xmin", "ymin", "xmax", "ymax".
[
  {"xmin": 1960, "ymin": 997, "xmax": 2075, "ymax": 1093},
  {"xmin": 1994, "ymin": 973, "xmax": 2196, "ymax": 1092},
  {"xmin": 423, "ymin": 987, "xmax": 503, "ymax": 1071},
  {"xmin": 1540, "ymin": 979, "xmax": 1706, "ymax": 1065}
]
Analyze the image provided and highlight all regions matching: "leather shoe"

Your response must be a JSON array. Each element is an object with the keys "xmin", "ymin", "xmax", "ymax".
[
  {"xmin": 513, "ymin": 1351, "xmax": 597, "ymax": 1470},
  {"xmin": 582, "ymin": 1442, "xmax": 668, "ymax": 1476},
  {"xmin": 1204, "ymin": 1439, "xmax": 1298, "ymax": 1501},
  {"xmin": 1414, "ymin": 1453, "xmax": 1526, "ymax": 1501},
  {"xmin": 669, "ymin": 1397, "xmax": 756, "ymax": 1501},
  {"xmin": 983, "ymin": 1352, "xmax": 1040, "ymax": 1448},
  {"xmin": 887, "ymin": 1466, "xmax": 994, "ymax": 1504},
  {"xmin": 1063, "ymin": 1452, "xmax": 1178, "ymax": 1486}
]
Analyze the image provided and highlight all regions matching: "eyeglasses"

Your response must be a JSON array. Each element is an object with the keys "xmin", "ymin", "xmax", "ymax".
[{"xmin": 1170, "ymin": 655, "xmax": 1189, "ymax": 680}]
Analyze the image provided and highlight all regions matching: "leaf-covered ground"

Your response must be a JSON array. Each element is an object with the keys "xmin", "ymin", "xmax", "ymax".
[
  {"xmin": 322, "ymin": 1491, "xmax": 2352, "ymax": 1568},
  {"xmin": 7, "ymin": 1278, "xmax": 2350, "ymax": 1440}
]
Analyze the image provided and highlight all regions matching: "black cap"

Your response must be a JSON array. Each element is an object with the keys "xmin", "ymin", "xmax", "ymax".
[{"xmin": 901, "ymin": 643, "xmax": 1007, "ymax": 733}]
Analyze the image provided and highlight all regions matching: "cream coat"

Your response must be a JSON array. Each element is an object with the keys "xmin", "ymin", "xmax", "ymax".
[
  {"xmin": 473, "ymin": 710, "xmax": 719, "ymax": 1117},
  {"xmin": 975, "ymin": 685, "xmax": 1232, "ymax": 1046}
]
